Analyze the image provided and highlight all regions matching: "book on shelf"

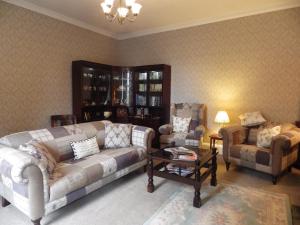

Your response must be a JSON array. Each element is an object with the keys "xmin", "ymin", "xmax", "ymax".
[
  {"xmin": 164, "ymin": 146, "xmax": 197, "ymax": 161},
  {"xmin": 164, "ymin": 163, "xmax": 194, "ymax": 176}
]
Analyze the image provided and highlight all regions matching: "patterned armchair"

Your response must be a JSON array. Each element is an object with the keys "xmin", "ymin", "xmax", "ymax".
[
  {"xmin": 219, "ymin": 123, "xmax": 300, "ymax": 184},
  {"xmin": 159, "ymin": 103, "xmax": 207, "ymax": 148}
]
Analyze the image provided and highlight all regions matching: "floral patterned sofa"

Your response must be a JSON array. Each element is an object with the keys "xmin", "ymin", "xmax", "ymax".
[
  {"xmin": 219, "ymin": 123, "xmax": 300, "ymax": 184},
  {"xmin": 0, "ymin": 121, "xmax": 154, "ymax": 225}
]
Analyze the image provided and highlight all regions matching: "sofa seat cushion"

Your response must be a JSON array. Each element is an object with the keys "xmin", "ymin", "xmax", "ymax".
[
  {"xmin": 49, "ymin": 146, "xmax": 146, "ymax": 201},
  {"xmin": 160, "ymin": 133, "xmax": 188, "ymax": 146},
  {"xmin": 230, "ymin": 144, "xmax": 271, "ymax": 168}
]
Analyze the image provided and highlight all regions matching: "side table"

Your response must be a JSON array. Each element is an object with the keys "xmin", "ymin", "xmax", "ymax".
[{"xmin": 209, "ymin": 134, "xmax": 223, "ymax": 150}]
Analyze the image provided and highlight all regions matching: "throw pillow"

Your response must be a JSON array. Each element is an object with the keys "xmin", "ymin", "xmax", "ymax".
[
  {"xmin": 239, "ymin": 112, "xmax": 266, "ymax": 126},
  {"xmin": 105, "ymin": 124, "xmax": 131, "ymax": 148},
  {"xmin": 19, "ymin": 140, "xmax": 57, "ymax": 174},
  {"xmin": 173, "ymin": 116, "xmax": 191, "ymax": 133},
  {"xmin": 70, "ymin": 136, "xmax": 100, "ymax": 160},
  {"xmin": 257, "ymin": 126, "xmax": 281, "ymax": 148}
]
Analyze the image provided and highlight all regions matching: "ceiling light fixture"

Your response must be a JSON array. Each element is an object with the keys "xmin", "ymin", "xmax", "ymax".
[{"xmin": 100, "ymin": 0, "xmax": 142, "ymax": 24}]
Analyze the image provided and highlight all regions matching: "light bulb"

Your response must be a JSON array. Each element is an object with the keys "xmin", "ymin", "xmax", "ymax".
[
  {"xmin": 104, "ymin": 0, "xmax": 114, "ymax": 7},
  {"xmin": 125, "ymin": 0, "xmax": 135, "ymax": 7},
  {"xmin": 117, "ymin": 7, "xmax": 129, "ymax": 18},
  {"xmin": 131, "ymin": 3, "xmax": 142, "ymax": 15},
  {"xmin": 101, "ymin": 2, "xmax": 112, "ymax": 14}
]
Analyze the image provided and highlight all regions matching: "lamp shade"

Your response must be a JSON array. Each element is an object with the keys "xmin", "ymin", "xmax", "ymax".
[{"xmin": 215, "ymin": 111, "xmax": 230, "ymax": 124}]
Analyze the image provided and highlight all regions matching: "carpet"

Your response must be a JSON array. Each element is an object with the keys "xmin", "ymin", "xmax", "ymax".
[
  {"xmin": 0, "ymin": 172, "xmax": 293, "ymax": 225},
  {"xmin": 144, "ymin": 184, "xmax": 292, "ymax": 225}
]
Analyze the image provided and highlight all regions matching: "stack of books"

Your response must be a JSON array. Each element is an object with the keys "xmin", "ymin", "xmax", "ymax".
[
  {"xmin": 163, "ymin": 147, "xmax": 198, "ymax": 176},
  {"xmin": 166, "ymin": 163, "xmax": 194, "ymax": 176}
]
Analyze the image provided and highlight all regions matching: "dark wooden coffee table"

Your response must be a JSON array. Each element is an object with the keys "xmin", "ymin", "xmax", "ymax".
[{"xmin": 147, "ymin": 145, "xmax": 218, "ymax": 208}]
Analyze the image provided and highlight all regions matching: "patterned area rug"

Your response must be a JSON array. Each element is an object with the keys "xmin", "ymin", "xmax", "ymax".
[{"xmin": 144, "ymin": 184, "xmax": 292, "ymax": 225}]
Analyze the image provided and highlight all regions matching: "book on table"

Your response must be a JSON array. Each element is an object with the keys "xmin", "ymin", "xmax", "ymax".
[{"xmin": 164, "ymin": 146, "xmax": 197, "ymax": 161}]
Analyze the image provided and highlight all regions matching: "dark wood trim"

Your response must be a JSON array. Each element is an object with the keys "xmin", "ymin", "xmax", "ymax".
[
  {"xmin": 31, "ymin": 218, "xmax": 41, "ymax": 225},
  {"xmin": 1, "ymin": 196, "xmax": 10, "ymax": 207}
]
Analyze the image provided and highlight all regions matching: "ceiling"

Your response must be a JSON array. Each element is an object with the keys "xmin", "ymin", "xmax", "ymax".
[{"xmin": 5, "ymin": 0, "xmax": 300, "ymax": 39}]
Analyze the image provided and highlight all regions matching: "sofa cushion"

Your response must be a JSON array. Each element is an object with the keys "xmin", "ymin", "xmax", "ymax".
[
  {"xmin": 71, "ymin": 136, "xmax": 100, "ymax": 160},
  {"xmin": 105, "ymin": 124, "xmax": 131, "ymax": 148},
  {"xmin": 49, "ymin": 146, "xmax": 146, "ymax": 201},
  {"xmin": 19, "ymin": 141, "xmax": 57, "ymax": 174},
  {"xmin": 230, "ymin": 144, "xmax": 271, "ymax": 167}
]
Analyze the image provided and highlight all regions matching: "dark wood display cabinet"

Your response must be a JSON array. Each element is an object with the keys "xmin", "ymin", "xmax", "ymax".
[{"xmin": 72, "ymin": 61, "xmax": 171, "ymax": 143}]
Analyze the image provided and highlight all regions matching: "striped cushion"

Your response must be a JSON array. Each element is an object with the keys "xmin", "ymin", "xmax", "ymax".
[{"xmin": 71, "ymin": 137, "xmax": 100, "ymax": 160}]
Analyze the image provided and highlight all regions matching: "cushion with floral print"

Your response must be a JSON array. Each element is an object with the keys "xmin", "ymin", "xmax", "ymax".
[
  {"xmin": 257, "ymin": 126, "xmax": 281, "ymax": 148},
  {"xmin": 173, "ymin": 116, "xmax": 191, "ymax": 133},
  {"xmin": 239, "ymin": 112, "xmax": 266, "ymax": 126}
]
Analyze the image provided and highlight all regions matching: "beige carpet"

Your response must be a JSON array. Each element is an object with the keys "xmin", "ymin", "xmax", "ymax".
[{"xmin": 0, "ymin": 157, "xmax": 299, "ymax": 225}]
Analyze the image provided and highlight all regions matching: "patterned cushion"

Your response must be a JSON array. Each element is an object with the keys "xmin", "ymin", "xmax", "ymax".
[
  {"xmin": 19, "ymin": 141, "xmax": 57, "ymax": 174},
  {"xmin": 132, "ymin": 126, "xmax": 154, "ymax": 148},
  {"xmin": 239, "ymin": 112, "xmax": 266, "ymax": 126},
  {"xmin": 105, "ymin": 124, "xmax": 132, "ymax": 148},
  {"xmin": 173, "ymin": 116, "xmax": 191, "ymax": 133},
  {"xmin": 257, "ymin": 126, "xmax": 281, "ymax": 148},
  {"xmin": 71, "ymin": 137, "xmax": 100, "ymax": 160}
]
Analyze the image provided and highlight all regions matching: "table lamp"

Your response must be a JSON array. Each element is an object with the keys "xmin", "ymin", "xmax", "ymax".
[{"xmin": 214, "ymin": 111, "xmax": 230, "ymax": 128}]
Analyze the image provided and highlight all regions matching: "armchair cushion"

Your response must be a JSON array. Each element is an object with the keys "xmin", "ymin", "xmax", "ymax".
[
  {"xmin": 239, "ymin": 111, "xmax": 266, "ymax": 126},
  {"xmin": 257, "ymin": 126, "xmax": 281, "ymax": 148},
  {"xmin": 159, "ymin": 124, "xmax": 173, "ymax": 135},
  {"xmin": 173, "ymin": 116, "xmax": 191, "ymax": 133}
]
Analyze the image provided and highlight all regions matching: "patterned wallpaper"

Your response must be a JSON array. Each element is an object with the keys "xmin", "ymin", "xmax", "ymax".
[
  {"xmin": 0, "ymin": 2, "xmax": 117, "ymax": 136},
  {"xmin": 1, "ymin": 2, "xmax": 300, "ymax": 138},
  {"xmin": 118, "ymin": 7, "xmax": 300, "ymax": 134}
]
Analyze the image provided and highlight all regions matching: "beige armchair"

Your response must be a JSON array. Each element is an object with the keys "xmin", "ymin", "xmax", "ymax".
[
  {"xmin": 159, "ymin": 103, "xmax": 206, "ymax": 148},
  {"xmin": 219, "ymin": 123, "xmax": 300, "ymax": 184}
]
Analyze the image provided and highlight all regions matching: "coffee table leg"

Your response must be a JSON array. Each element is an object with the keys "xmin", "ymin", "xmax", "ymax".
[
  {"xmin": 193, "ymin": 167, "xmax": 201, "ymax": 208},
  {"xmin": 211, "ymin": 147, "xmax": 217, "ymax": 186},
  {"xmin": 147, "ymin": 157, "xmax": 154, "ymax": 193}
]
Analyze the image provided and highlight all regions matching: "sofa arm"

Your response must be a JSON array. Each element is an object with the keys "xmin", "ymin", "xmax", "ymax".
[
  {"xmin": 132, "ymin": 126, "xmax": 155, "ymax": 149},
  {"xmin": 159, "ymin": 124, "xmax": 173, "ymax": 135},
  {"xmin": 0, "ymin": 145, "xmax": 47, "ymax": 219},
  {"xmin": 219, "ymin": 125, "xmax": 247, "ymax": 162},
  {"xmin": 271, "ymin": 130, "xmax": 300, "ymax": 175}
]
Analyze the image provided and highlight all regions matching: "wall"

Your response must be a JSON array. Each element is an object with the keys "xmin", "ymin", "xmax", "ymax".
[
  {"xmin": 0, "ymin": 2, "xmax": 117, "ymax": 136},
  {"xmin": 1, "ymin": 2, "xmax": 300, "ymax": 137},
  {"xmin": 118, "ymin": 7, "xmax": 300, "ymax": 134}
]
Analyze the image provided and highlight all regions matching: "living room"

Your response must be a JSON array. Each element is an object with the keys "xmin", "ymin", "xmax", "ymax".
[{"xmin": 0, "ymin": 0, "xmax": 300, "ymax": 224}]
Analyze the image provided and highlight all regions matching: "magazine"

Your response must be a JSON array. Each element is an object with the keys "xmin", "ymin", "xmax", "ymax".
[{"xmin": 164, "ymin": 147, "xmax": 197, "ymax": 161}]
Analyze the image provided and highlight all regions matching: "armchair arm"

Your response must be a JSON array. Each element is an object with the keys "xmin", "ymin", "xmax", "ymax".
[
  {"xmin": 0, "ymin": 145, "xmax": 47, "ymax": 219},
  {"xmin": 271, "ymin": 129, "xmax": 300, "ymax": 175},
  {"xmin": 132, "ymin": 126, "xmax": 155, "ymax": 149},
  {"xmin": 219, "ymin": 125, "xmax": 247, "ymax": 162},
  {"xmin": 159, "ymin": 124, "xmax": 173, "ymax": 135}
]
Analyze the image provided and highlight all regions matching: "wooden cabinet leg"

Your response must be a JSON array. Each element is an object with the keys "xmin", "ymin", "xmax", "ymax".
[
  {"xmin": 272, "ymin": 175, "xmax": 278, "ymax": 185},
  {"xmin": 225, "ymin": 162, "xmax": 231, "ymax": 171},
  {"xmin": 31, "ymin": 218, "xmax": 41, "ymax": 225},
  {"xmin": 1, "ymin": 196, "xmax": 10, "ymax": 207},
  {"xmin": 147, "ymin": 157, "xmax": 154, "ymax": 193}
]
